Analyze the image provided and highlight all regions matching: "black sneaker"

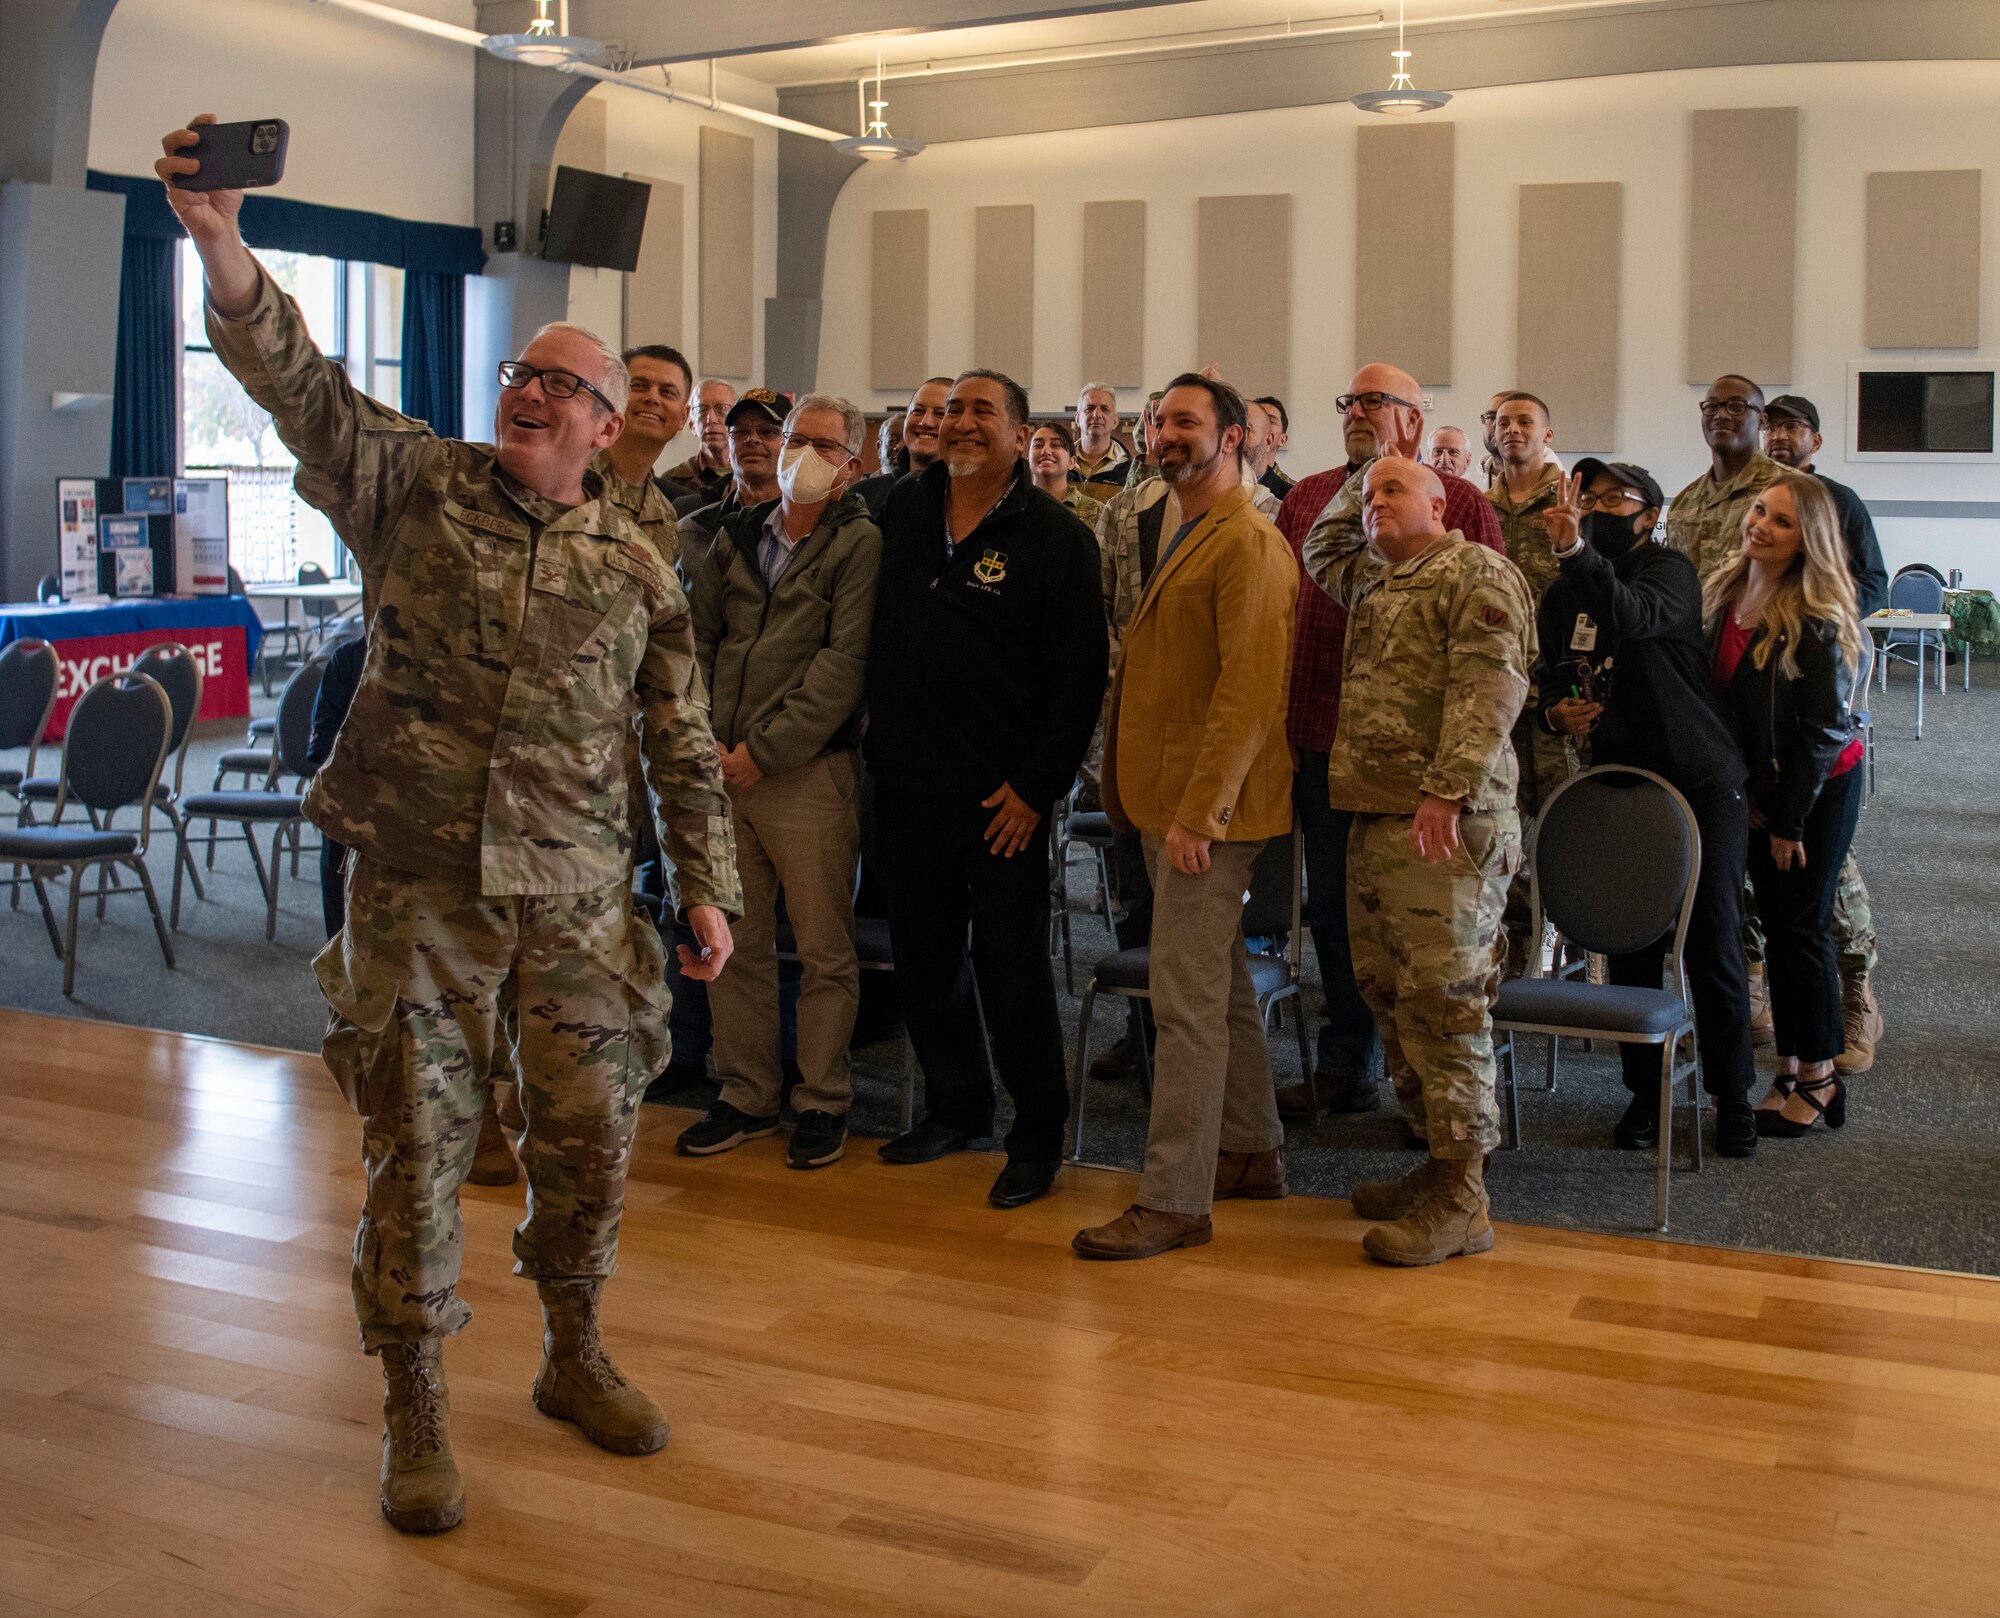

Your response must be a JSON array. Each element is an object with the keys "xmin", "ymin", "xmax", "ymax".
[
  {"xmin": 1612, "ymin": 1093, "xmax": 1660, "ymax": 1151},
  {"xmin": 675, "ymin": 1100, "xmax": 779, "ymax": 1156},
  {"xmin": 787, "ymin": 1109, "xmax": 847, "ymax": 1169}
]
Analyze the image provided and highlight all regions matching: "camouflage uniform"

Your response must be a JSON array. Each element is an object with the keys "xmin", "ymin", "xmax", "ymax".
[
  {"xmin": 208, "ymin": 268, "xmax": 740, "ymax": 1352},
  {"xmin": 1486, "ymin": 464, "xmax": 1574, "ymax": 967},
  {"xmin": 1302, "ymin": 477, "xmax": 1534, "ymax": 1158},
  {"xmin": 593, "ymin": 450, "xmax": 683, "ymax": 571},
  {"xmin": 1664, "ymin": 451, "xmax": 1784, "ymax": 582}
]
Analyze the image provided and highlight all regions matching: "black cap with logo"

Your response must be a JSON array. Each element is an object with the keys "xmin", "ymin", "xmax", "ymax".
[
  {"xmin": 725, "ymin": 387, "xmax": 793, "ymax": 429},
  {"xmin": 1763, "ymin": 394, "xmax": 1821, "ymax": 432},
  {"xmin": 1569, "ymin": 458, "xmax": 1666, "ymax": 511}
]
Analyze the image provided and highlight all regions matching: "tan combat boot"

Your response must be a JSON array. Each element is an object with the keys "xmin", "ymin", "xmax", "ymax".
[
  {"xmin": 1833, "ymin": 969, "xmax": 1882, "ymax": 1074},
  {"xmin": 467, "ymin": 1089, "xmax": 519, "ymax": 1186},
  {"xmin": 1747, "ymin": 963, "xmax": 1775, "ymax": 1048},
  {"xmin": 379, "ymin": 1338, "xmax": 465, "ymax": 1534},
  {"xmin": 1349, "ymin": 1156, "xmax": 1443, "ymax": 1222},
  {"xmin": 1214, "ymin": 1148, "xmax": 1288, "ymax": 1201},
  {"xmin": 533, "ymin": 1279, "xmax": 670, "ymax": 1455},
  {"xmin": 1361, "ymin": 1155, "xmax": 1495, "ymax": 1267}
]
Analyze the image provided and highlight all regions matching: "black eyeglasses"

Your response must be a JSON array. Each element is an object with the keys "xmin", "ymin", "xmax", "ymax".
[
  {"xmin": 1699, "ymin": 398, "xmax": 1761, "ymax": 419},
  {"xmin": 1577, "ymin": 489, "xmax": 1645, "ymax": 512},
  {"xmin": 497, "ymin": 361, "xmax": 615, "ymax": 412},
  {"xmin": 1338, "ymin": 390, "xmax": 1419, "ymax": 414}
]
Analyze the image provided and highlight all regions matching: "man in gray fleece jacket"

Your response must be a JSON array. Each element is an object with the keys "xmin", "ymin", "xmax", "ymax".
[{"xmin": 679, "ymin": 394, "xmax": 884, "ymax": 1169}]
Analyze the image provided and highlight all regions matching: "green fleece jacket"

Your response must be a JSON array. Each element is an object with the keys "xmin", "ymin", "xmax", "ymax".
[{"xmin": 691, "ymin": 491, "xmax": 883, "ymax": 777}]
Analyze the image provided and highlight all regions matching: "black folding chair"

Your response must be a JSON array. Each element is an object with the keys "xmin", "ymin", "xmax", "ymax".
[
  {"xmin": 0, "ymin": 672, "xmax": 175, "ymax": 995},
  {"xmin": 1492, "ymin": 765, "xmax": 1704, "ymax": 1231},
  {"xmin": 0, "ymin": 639, "xmax": 60, "ymax": 910},
  {"xmin": 1067, "ymin": 829, "xmax": 1311, "ymax": 1162},
  {"xmin": 177, "ymin": 660, "xmax": 322, "ymax": 941}
]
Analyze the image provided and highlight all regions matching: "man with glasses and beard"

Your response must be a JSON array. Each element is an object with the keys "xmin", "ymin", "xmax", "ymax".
[
  {"xmin": 1666, "ymin": 375, "xmax": 1785, "ymax": 583},
  {"xmin": 157, "ymin": 114, "xmax": 739, "ymax": 1536},
  {"xmin": 1072, "ymin": 375, "xmax": 1297, "ymax": 1261}
]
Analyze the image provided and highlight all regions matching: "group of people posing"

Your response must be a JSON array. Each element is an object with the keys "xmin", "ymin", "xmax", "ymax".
[{"xmin": 157, "ymin": 114, "xmax": 1880, "ymax": 1541}]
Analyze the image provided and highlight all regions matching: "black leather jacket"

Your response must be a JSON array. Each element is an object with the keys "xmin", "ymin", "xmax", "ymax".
[{"xmin": 1709, "ymin": 612, "xmax": 1858, "ymax": 842}]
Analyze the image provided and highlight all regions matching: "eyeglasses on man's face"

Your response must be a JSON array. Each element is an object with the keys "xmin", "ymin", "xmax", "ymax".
[
  {"xmin": 1338, "ymin": 390, "xmax": 1419, "ymax": 415},
  {"xmin": 729, "ymin": 419, "xmax": 782, "ymax": 441},
  {"xmin": 1699, "ymin": 398, "xmax": 1761, "ymax": 419},
  {"xmin": 780, "ymin": 431, "xmax": 854, "ymax": 461},
  {"xmin": 497, "ymin": 361, "xmax": 615, "ymax": 413}
]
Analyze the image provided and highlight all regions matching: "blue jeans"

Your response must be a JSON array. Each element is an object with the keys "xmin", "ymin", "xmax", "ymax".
[{"xmin": 1294, "ymin": 751, "xmax": 1382, "ymax": 1081}]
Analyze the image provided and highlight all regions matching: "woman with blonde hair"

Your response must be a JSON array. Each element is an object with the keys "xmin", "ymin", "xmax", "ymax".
[{"xmin": 1704, "ymin": 470, "xmax": 1870, "ymax": 1139}]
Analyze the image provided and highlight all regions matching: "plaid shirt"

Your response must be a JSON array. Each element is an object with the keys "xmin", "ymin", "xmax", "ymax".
[{"xmin": 1277, "ymin": 462, "xmax": 1506, "ymax": 752}]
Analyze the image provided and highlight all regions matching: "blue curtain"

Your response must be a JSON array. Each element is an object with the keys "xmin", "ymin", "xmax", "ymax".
[
  {"xmin": 109, "ymin": 233, "xmax": 177, "ymax": 480},
  {"xmin": 400, "ymin": 270, "xmax": 465, "ymax": 439}
]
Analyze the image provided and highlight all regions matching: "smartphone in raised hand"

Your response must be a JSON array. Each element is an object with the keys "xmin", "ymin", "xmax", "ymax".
[{"xmin": 171, "ymin": 119, "xmax": 289, "ymax": 192}]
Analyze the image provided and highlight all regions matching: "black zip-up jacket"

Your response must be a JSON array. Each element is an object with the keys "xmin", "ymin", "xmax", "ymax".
[
  {"xmin": 1708, "ymin": 611, "xmax": 1857, "ymax": 842},
  {"xmin": 1810, "ymin": 468, "xmax": 1889, "ymax": 617},
  {"xmin": 1535, "ymin": 538, "xmax": 1747, "ymax": 799},
  {"xmin": 865, "ymin": 460, "xmax": 1108, "ymax": 810}
]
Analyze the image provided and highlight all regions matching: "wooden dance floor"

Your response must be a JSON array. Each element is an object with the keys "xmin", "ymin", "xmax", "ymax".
[{"xmin": 1, "ymin": 1009, "xmax": 1996, "ymax": 1617}]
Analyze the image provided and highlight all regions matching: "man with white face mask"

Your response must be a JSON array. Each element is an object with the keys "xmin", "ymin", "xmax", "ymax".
[{"xmin": 680, "ymin": 395, "xmax": 883, "ymax": 1168}]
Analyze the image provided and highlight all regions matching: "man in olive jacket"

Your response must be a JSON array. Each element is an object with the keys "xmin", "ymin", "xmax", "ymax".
[
  {"xmin": 1075, "ymin": 375, "xmax": 1299, "ymax": 1261},
  {"xmin": 683, "ymin": 395, "xmax": 883, "ymax": 1171}
]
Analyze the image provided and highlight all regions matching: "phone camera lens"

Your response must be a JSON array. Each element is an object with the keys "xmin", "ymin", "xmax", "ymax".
[{"xmin": 252, "ymin": 124, "xmax": 279, "ymax": 155}]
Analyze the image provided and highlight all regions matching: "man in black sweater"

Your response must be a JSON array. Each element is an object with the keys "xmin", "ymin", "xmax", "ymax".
[
  {"xmin": 866, "ymin": 369, "xmax": 1109, "ymax": 1209},
  {"xmin": 1533, "ymin": 459, "xmax": 1758, "ymax": 1158}
]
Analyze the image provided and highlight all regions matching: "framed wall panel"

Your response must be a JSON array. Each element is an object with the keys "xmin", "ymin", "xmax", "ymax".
[
  {"xmin": 1517, "ymin": 181, "xmax": 1622, "ymax": 451},
  {"xmin": 1197, "ymin": 194, "xmax": 1291, "ymax": 402},
  {"xmin": 1686, "ymin": 107, "xmax": 1796, "ymax": 385},
  {"xmin": 1081, "ymin": 200, "xmax": 1145, "ymax": 388},
  {"xmin": 698, "ymin": 126, "xmax": 755, "ymax": 380},
  {"xmin": 622, "ymin": 174, "xmax": 684, "ymax": 351},
  {"xmin": 871, "ymin": 209, "xmax": 929, "ymax": 392},
  {"xmin": 1866, "ymin": 170, "xmax": 1981, "ymax": 350},
  {"xmin": 1354, "ymin": 123, "xmax": 1454, "ymax": 385},
  {"xmin": 974, "ymin": 204, "xmax": 1035, "ymax": 388}
]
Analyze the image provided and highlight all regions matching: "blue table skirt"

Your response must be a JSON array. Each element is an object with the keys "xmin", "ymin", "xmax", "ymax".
[{"xmin": 0, "ymin": 595, "xmax": 265, "ymax": 662}]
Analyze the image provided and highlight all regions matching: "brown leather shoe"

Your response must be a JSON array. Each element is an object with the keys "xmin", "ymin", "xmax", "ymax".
[
  {"xmin": 1275, "ymin": 1083, "xmax": 1320, "ymax": 1124},
  {"xmin": 1214, "ymin": 1148, "xmax": 1287, "ymax": 1201},
  {"xmin": 467, "ymin": 1089, "xmax": 519, "ymax": 1187},
  {"xmin": 1072, "ymin": 1204, "xmax": 1212, "ymax": 1260}
]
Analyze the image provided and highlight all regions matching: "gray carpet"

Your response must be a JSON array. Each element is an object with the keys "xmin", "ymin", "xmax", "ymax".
[{"xmin": 3, "ymin": 662, "xmax": 1994, "ymax": 1273}]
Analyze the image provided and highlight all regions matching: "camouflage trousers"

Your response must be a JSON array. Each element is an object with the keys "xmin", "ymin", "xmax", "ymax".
[
  {"xmin": 1347, "ymin": 810, "xmax": 1520, "ymax": 1159},
  {"xmin": 316, "ymin": 852, "xmax": 673, "ymax": 1353},
  {"xmin": 1503, "ymin": 716, "xmax": 1574, "ymax": 972},
  {"xmin": 1742, "ymin": 852, "xmax": 1876, "ymax": 974}
]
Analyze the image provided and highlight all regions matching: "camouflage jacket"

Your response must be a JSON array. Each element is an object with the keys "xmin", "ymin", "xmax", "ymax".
[
  {"xmin": 1301, "ymin": 474, "xmax": 1535, "ymax": 815},
  {"xmin": 207, "ymin": 267, "xmax": 739, "ymax": 908},
  {"xmin": 1485, "ymin": 461, "xmax": 1567, "ymax": 607},
  {"xmin": 592, "ymin": 450, "xmax": 682, "ymax": 571},
  {"xmin": 1098, "ymin": 474, "xmax": 1278, "ymax": 651},
  {"xmin": 1665, "ymin": 452, "xmax": 1784, "ymax": 582}
]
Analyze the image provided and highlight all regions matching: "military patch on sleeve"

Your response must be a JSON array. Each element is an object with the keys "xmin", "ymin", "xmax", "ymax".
[
  {"xmin": 606, "ymin": 544, "xmax": 666, "ymax": 594},
  {"xmin": 1478, "ymin": 605, "xmax": 1512, "ymax": 629}
]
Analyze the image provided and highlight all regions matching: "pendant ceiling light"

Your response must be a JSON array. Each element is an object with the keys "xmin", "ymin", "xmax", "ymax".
[
  {"xmin": 833, "ymin": 46, "xmax": 926, "ymax": 161},
  {"xmin": 484, "ymin": 0, "xmax": 605, "ymax": 68},
  {"xmin": 1350, "ymin": 0, "xmax": 1451, "ymax": 117}
]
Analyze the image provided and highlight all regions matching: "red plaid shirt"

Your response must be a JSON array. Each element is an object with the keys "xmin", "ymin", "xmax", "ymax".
[{"xmin": 1277, "ymin": 464, "xmax": 1506, "ymax": 752}]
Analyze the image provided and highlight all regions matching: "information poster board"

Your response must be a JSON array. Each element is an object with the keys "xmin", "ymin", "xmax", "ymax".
[
  {"xmin": 121, "ymin": 477, "xmax": 174, "ymax": 516},
  {"xmin": 101, "ymin": 514, "xmax": 154, "ymax": 597},
  {"xmin": 174, "ymin": 477, "xmax": 230, "ymax": 594},
  {"xmin": 56, "ymin": 477, "xmax": 101, "ymax": 599}
]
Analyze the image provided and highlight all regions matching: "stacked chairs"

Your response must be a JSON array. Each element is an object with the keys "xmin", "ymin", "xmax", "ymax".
[{"xmin": 0, "ymin": 671, "xmax": 176, "ymax": 995}]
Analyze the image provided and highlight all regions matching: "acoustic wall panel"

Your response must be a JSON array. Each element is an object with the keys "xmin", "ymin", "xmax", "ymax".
[
  {"xmin": 1686, "ymin": 107, "xmax": 1797, "ymax": 385},
  {"xmin": 698, "ymin": 126, "xmax": 755, "ymax": 380},
  {"xmin": 622, "ymin": 174, "xmax": 684, "ymax": 351},
  {"xmin": 1354, "ymin": 124, "xmax": 1454, "ymax": 385},
  {"xmin": 1197, "ymin": 194, "xmax": 1291, "ymax": 402},
  {"xmin": 1517, "ymin": 181, "xmax": 1622, "ymax": 452},
  {"xmin": 1866, "ymin": 170, "xmax": 1981, "ymax": 349},
  {"xmin": 974, "ymin": 205, "xmax": 1036, "ymax": 388},
  {"xmin": 871, "ymin": 209, "xmax": 929, "ymax": 392},
  {"xmin": 1081, "ymin": 200, "xmax": 1145, "ymax": 388}
]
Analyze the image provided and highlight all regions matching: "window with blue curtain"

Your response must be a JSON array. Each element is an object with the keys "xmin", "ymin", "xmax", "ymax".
[
  {"xmin": 401, "ymin": 270, "xmax": 465, "ymax": 440},
  {"xmin": 109, "ymin": 232, "xmax": 177, "ymax": 480}
]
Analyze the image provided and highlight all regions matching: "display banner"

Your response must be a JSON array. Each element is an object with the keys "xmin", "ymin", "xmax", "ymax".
[{"xmin": 42, "ymin": 626, "xmax": 252, "ymax": 739}]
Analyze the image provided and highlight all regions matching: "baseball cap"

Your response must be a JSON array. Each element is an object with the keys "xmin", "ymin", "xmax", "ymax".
[
  {"xmin": 1570, "ymin": 458, "xmax": 1665, "ymax": 511},
  {"xmin": 725, "ymin": 387, "xmax": 792, "ymax": 429},
  {"xmin": 1763, "ymin": 394, "xmax": 1821, "ymax": 431}
]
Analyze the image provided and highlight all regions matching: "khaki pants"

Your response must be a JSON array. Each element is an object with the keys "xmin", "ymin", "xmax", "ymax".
[
  {"xmin": 317, "ymin": 852, "xmax": 670, "ymax": 1353},
  {"xmin": 1134, "ymin": 835, "xmax": 1282, "ymax": 1217},
  {"xmin": 712, "ymin": 750, "xmax": 862, "ymax": 1118}
]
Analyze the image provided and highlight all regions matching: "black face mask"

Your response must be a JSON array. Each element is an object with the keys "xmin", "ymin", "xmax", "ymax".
[{"xmin": 1583, "ymin": 508, "xmax": 1648, "ymax": 559}]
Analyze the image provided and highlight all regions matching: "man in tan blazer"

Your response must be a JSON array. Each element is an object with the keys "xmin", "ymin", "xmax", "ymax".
[{"xmin": 1075, "ymin": 374, "xmax": 1299, "ymax": 1261}]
